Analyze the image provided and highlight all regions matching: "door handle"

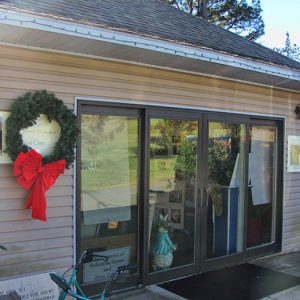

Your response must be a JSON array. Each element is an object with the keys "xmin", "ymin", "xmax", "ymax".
[
  {"xmin": 198, "ymin": 188, "xmax": 202, "ymax": 208},
  {"xmin": 199, "ymin": 187, "xmax": 208, "ymax": 208},
  {"xmin": 203, "ymin": 187, "xmax": 208, "ymax": 207}
]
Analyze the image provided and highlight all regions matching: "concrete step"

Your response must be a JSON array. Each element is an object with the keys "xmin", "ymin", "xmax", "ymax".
[{"xmin": 109, "ymin": 285, "xmax": 186, "ymax": 300}]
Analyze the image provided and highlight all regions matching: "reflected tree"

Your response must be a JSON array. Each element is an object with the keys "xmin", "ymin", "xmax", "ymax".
[
  {"xmin": 153, "ymin": 120, "xmax": 197, "ymax": 155},
  {"xmin": 175, "ymin": 138, "xmax": 197, "ymax": 182},
  {"xmin": 208, "ymin": 123, "xmax": 240, "ymax": 186},
  {"xmin": 81, "ymin": 115, "xmax": 125, "ymax": 169}
]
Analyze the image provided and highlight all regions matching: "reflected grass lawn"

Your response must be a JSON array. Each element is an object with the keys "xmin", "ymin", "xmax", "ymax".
[
  {"xmin": 81, "ymin": 116, "xmax": 177, "ymax": 192},
  {"xmin": 82, "ymin": 157, "xmax": 176, "ymax": 192}
]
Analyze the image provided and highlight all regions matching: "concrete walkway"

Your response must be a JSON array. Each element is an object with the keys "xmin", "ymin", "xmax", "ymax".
[
  {"xmin": 252, "ymin": 251, "xmax": 300, "ymax": 300},
  {"xmin": 110, "ymin": 251, "xmax": 300, "ymax": 300}
]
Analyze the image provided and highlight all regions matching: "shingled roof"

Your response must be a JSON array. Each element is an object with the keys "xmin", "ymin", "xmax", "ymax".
[{"xmin": 1, "ymin": 0, "xmax": 300, "ymax": 71}]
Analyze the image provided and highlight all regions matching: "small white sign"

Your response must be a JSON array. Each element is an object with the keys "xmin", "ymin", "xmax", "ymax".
[
  {"xmin": 0, "ymin": 273, "xmax": 59, "ymax": 300},
  {"xmin": 83, "ymin": 247, "xmax": 130, "ymax": 283},
  {"xmin": 0, "ymin": 111, "xmax": 12, "ymax": 163},
  {"xmin": 288, "ymin": 135, "xmax": 300, "ymax": 172}
]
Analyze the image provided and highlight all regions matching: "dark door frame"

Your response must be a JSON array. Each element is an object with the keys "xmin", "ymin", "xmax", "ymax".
[
  {"xmin": 76, "ymin": 100, "xmax": 284, "ymax": 291},
  {"xmin": 203, "ymin": 115, "xmax": 283, "ymax": 271},
  {"xmin": 145, "ymin": 108, "xmax": 203, "ymax": 285},
  {"xmin": 76, "ymin": 102, "xmax": 143, "ymax": 296}
]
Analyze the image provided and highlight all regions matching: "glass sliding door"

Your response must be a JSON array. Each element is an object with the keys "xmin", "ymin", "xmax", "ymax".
[
  {"xmin": 78, "ymin": 107, "xmax": 140, "ymax": 290},
  {"xmin": 247, "ymin": 124, "xmax": 276, "ymax": 248},
  {"xmin": 206, "ymin": 121, "xmax": 246, "ymax": 259},
  {"xmin": 148, "ymin": 117, "xmax": 198, "ymax": 273},
  {"xmin": 77, "ymin": 103, "xmax": 283, "ymax": 289}
]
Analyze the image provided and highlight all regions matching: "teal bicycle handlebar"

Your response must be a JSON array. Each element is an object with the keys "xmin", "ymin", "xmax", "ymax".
[{"xmin": 50, "ymin": 248, "xmax": 138, "ymax": 300}]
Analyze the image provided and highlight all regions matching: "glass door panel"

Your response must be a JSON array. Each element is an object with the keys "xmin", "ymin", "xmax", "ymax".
[
  {"xmin": 206, "ymin": 121, "xmax": 246, "ymax": 259},
  {"xmin": 247, "ymin": 125, "xmax": 276, "ymax": 248},
  {"xmin": 79, "ymin": 113, "xmax": 140, "ymax": 284},
  {"xmin": 78, "ymin": 105, "xmax": 282, "ymax": 288},
  {"xmin": 148, "ymin": 118, "xmax": 198, "ymax": 272}
]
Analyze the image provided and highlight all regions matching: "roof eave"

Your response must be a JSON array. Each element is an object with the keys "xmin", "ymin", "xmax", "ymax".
[{"xmin": 0, "ymin": 10, "xmax": 300, "ymax": 92}]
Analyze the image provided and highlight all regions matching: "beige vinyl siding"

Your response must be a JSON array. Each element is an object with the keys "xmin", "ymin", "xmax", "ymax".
[{"xmin": 0, "ymin": 44, "xmax": 299, "ymax": 279}]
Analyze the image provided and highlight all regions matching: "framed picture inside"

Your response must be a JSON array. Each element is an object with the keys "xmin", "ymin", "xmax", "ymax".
[
  {"xmin": 169, "ymin": 190, "xmax": 182, "ymax": 204},
  {"xmin": 170, "ymin": 206, "xmax": 184, "ymax": 229},
  {"xmin": 153, "ymin": 203, "xmax": 184, "ymax": 230}
]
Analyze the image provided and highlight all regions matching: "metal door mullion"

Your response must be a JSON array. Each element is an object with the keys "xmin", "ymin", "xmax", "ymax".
[
  {"xmin": 243, "ymin": 122, "xmax": 250, "ymax": 256},
  {"xmin": 142, "ymin": 109, "xmax": 150, "ymax": 286},
  {"xmin": 199, "ymin": 114, "xmax": 208, "ymax": 269},
  {"xmin": 203, "ymin": 113, "xmax": 249, "ymax": 268}
]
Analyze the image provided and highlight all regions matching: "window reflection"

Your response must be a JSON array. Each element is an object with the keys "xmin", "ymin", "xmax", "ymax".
[
  {"xmin": 80, "ymin": 114, "xmax": 139, "ymax": 283},
  {"xmin": 207, "ymin": 122, "xmax": 246, "ymax": 259},
  {"xmin": 149, "ymin": 119, "xmax": 198, "ymax": 272},
  {"xmin": 247, "ymin": 125, "xmax": 275, "ymax": 248}
]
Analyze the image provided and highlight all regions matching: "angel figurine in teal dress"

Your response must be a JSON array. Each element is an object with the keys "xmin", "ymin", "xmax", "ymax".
[{"xmin": 152, "ymin": 211, "xmax": 177, "ymax": 271}]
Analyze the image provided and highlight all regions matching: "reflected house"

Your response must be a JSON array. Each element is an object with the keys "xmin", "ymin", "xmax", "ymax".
[{"xmin": 0, "ymin": 0, "xmax": 300, "ymax": 298}]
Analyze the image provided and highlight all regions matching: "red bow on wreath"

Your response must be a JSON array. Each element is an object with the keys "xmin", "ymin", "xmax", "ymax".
[{"xmin": 14, "ymin": 149, "xmax": 66, "ymax": 222}]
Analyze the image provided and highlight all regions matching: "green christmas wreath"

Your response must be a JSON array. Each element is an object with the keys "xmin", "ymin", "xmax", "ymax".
[{"xmin": 5, "ymin": 90, "xmax": 78, "ymax": 168}]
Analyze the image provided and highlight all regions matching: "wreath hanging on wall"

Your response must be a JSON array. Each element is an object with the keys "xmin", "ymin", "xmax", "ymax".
[
  {"xmin": 5, "ymin": 90, "xmax": 78, "ymax": 221},
  {"xmin": 6, "ymin": 89, "xmax": 77, "ymax": 167}
]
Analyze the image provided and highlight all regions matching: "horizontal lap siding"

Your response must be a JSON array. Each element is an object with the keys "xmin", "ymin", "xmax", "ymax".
[
  {"xmin": 0, "ymin": 45, "xmax": 77, "ymax": 279},
  {"xmin": 0, "ymin": 45, "xmax": 299, "ymax": 279}
]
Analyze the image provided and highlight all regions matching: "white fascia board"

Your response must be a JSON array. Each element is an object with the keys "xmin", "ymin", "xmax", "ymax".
[{"xmin": 0, "ymin": 9, "xmax": 299, "ymax": 82}]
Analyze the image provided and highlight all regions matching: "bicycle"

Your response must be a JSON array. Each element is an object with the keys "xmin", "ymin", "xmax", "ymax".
[{"xmin": 50, "ymin": 248, "xmax": 138, "ymax": 300}]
